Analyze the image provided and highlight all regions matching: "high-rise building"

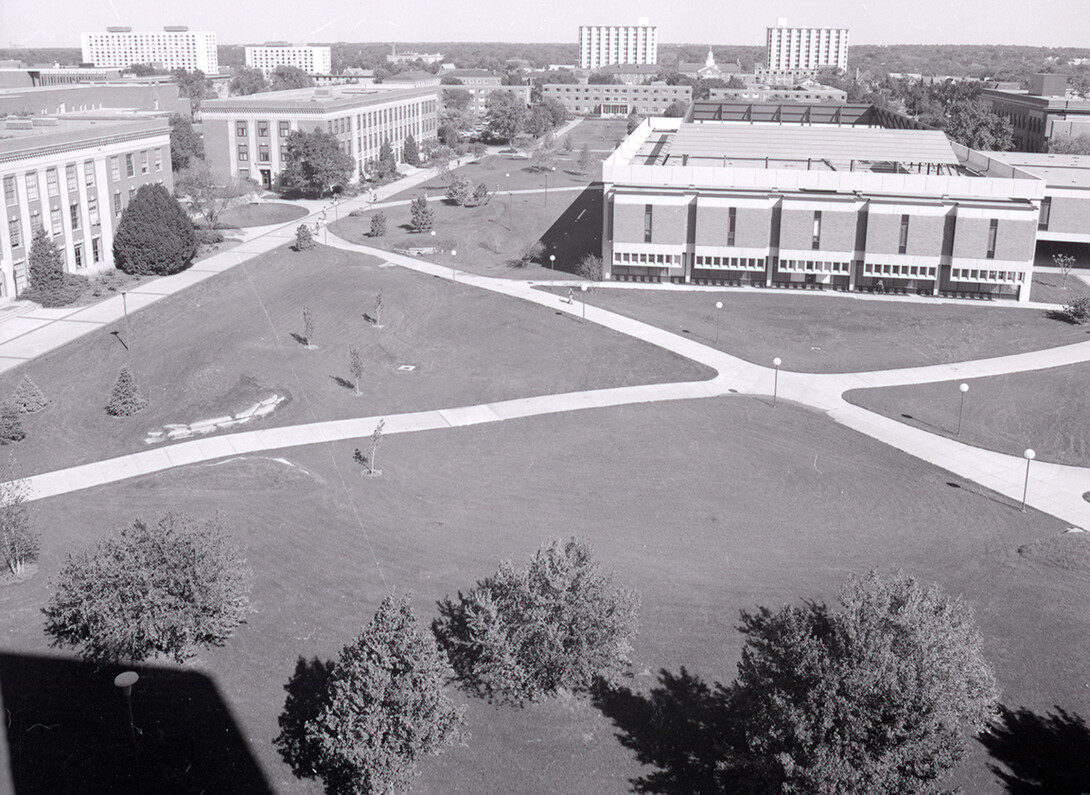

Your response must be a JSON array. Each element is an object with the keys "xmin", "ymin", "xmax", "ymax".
[
  {"xmin": 765, "ymin": 20, "xmax": 848, "ymax": 73},
  {"xmin": 245, "ymin": 44, "xmax": 332, "ymax": 77},
  {"xmin": 81, "ymin": 27, "xmax": 219, "ymax": 74},
  {"xmin": 579, "ymin": 18, "xmax": 658, "ymax": 71}
]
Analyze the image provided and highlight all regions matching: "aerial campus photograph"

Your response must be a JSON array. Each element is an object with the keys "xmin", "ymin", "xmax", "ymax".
[{"xmin": 0, "ymin": 0, "xmax": 1089, "ymax": 792}]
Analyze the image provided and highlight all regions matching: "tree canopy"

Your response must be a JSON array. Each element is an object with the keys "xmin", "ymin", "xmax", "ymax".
[
  {"xmin": 230, "ymin": 66, "xmax": 268, "ymax": 96},
  {"xmin": 485, "ymin": 90, "xmax": 529, "ymax": 144},
  {"xmin": 270, "ymin": 65, "xmax": 314, "ymax": 91},
  {"xmin": 168, "ymin": 113, "xmax": 204, "ymax": 171},
  {"xmin": 282, "ymin": 129, "xmax": 354, "ymax": 197},
  {"xmin": 174, "ymin": 161, "xmax": 258, "ymax": 229},
  {"xmin": 172, "ymin": 68, "xmax": 213, "ymax": 113},
  {"xmin": 943, "ymin": 98, "xmax": 1014, "ymax": 150},
  {"xmin": 434, "ymin": 538, "xmax": 640, "ymax": 705},
  {"xmin": 43, "ymin": 513, "xmax": 253, "ymax": 663}
]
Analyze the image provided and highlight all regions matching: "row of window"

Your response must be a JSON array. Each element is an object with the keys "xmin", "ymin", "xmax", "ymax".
[
  {"xmin": 863, "ymin": 262, "xmax": 939, "ymax": 278},
  {"xmin": 234, "ymin": 101, "xmax": 437, "ymax": 143},
  {"xmin": 950, "ymin": 267, "xmax": 1025, "ymax": 284},
  {"xmin": 7, "ymin": 185, "xmax": 145, "ymax": 248},
  {"xmin": 694, "ymin": 255, "xmax": 766, "ymax": 271},
  {"xmin": 613, "ymin": 251, "xmax": 682, "ymax": 266},
  {"xmin": 779, "ymin": 258, "xmax": 851, "ymax": 274},
  {"xmin": 3, "ymin": 151, "xmax": 162, "ymax": 207}
]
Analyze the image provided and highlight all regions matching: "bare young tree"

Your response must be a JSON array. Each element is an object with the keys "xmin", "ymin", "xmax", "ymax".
[
  {"xmin": 302, "ymin": 306, "xmax": 315, "ymax": 347},
  {"xmin": 1054, "ymin": 252, "xmax": 1077, "ymax": 289},
  {"xmin": 349, "ymin": 347, "xmax": 363, "ymax": 395},
  {"xmin": 368, "ymin": 419, "xmax": 385, "ymax": 475},
  {"xmin": 0, "ymin": 457, "xmax": 36, "ymax": 577},
  {"xmin": 372, "ymin": 291, "xmax": 384, "ymax": 327}
]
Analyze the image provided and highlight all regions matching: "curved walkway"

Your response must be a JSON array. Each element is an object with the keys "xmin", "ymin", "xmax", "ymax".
[{"xmin": 14, "ymin": 227, "xmax": 1090, "ymax": 531}]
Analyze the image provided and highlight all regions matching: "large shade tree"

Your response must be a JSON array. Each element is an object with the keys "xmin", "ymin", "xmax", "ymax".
[
  {"xmin": 485, "ymin": 90, "xmax": 529, "ymax": 144},
  {"xmin": 282, "ymin": 129, "xmax": 354, "ymax": 197}
]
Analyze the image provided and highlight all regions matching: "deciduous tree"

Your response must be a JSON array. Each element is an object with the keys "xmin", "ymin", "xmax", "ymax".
[
  {"xmin": 270, "ymin": 65, "xmax": 314, "ymax": 91},
  {"xmin": 729, "ymin": 570, "xmax": 1000, "ymax": 794},
  {"xmin": 283, "ymin": 129, "xmax": 354, "ymax": 197},
  {"xmin": 434, "ymin": 537, "xmax": 640, "ymax": 704},
  {"xmin": 289, "ymin": 595, "xmax": 463, "ymax": 794},
  {"xmin": 0, "ymin": 459, "xmax": 36, "ymax": 576},
  {"xmin": 485, "ymin": 90, "xmax": 529, "ymax": 144},
  {"xmin": 168, "ymin": 113, "xmax": 204, "ymax": 171},
  {"xmin": 369, "ymin": 212, "xmax": 387, "ymax": 237},
  {"xmin": 349, "ymin": 347, "xmax": 363, "ymax": 395},
  {"xmin": 43, "ymin": 512, "xmax": 252, "ymax": 663},
  {"xmin": 230, "ymin": 66, "xmax": 268, "ymax": 96},
  {"xmin": 113, "ymin": 184, "xmax": 197, "ymax": 275},
  {"xmin": 172, "ymin": 68, "xmax": 213, "ymax": 114},
  {"xmin": 174, "ymin": 160, "xmax": 257, "ymax": 229},
  {"xmin": 943, "ymin": 98, "xmax": 1014, "ymax": 150}
]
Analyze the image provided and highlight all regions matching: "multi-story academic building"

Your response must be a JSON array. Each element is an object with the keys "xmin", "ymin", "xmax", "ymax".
[
  {"xmin": 543, "ymin": 83, "xmax": 690, "ymax": 118},
  {"xmin": 600, "ymin": 101, "xmax": 1045, "ymax": 301},
  {"xmin": 579, "ymin": 19, "xmax": 658, "ymax": 71},
  {"xmin": 81, "ymin": 27, "xmax": 219, "ymax": 74},
  {"xmin": 0, "ymin": 116, "xmax": 172, "ymax": 300},
  {"xmin": 244, "ymin": 44, "xmax": 333, "ymax": 77},
  {"xmin": 201, "ymin": 86, "xmax": 439, "ymax": 189},
  {"xmin": 441, "ymin": 73, "xmax": 531, "ymax": 122},
  {"xmin": 983, "ymin": 74, "xmax": 1090, "ymax": 153}
]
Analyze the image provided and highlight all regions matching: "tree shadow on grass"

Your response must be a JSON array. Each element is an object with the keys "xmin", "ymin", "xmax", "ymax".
[
  {"xmin": 329, "ymin": 375, "xmax": 355, "ymax": 390},
  {"xmin": 0, "ymin": 651, "xmax": 272, "ymax": 794},
  {"xmin": 591, "ymin": 668, "xmax": 753, "ymax": 794},
  {"xmin": 979, "ymin": 704, "xmax": 1090, "ymax": 794},
  {"xmin": 289, "ymin": 332, "xmax": 309, "ymax": 347},
  {"xmin": 273, "ymin": 656, "xmax": 335, "ymax": 782}
]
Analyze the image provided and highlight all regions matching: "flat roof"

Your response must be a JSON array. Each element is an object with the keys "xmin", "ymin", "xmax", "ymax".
[
  {"xmin": 638, "ymin": 123, "xmax": 965, "ymax": 174},
  {"xmin": 0, "ymin": 116, "xmax": 167, "ymax": 157},
  {"xmin": 202, "ymin": 85, "xmax": 437, "ymax": 113},
  {"xmin": 984, "ymin": 150, "xmax": 1090, "ymax": 188}
]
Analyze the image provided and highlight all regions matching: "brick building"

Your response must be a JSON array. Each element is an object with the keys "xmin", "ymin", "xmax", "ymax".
[
  {"xmin": 0, "ymin": 116, "xmax": 172, "ymax": 299},
  {"xmin": 543, "ymin": 83, "xmax": 690, "ymax": 117},
  {"xmin": 983, "ymin": 75, "xmax": 1090, "ymax": 153},
  {"xmin": 201, "ymin": 86, "xmax": 439, "ymax": 189},
  {"xmin": 600, "ymin": 101, "xmax": 1045, "ymax": 301}
]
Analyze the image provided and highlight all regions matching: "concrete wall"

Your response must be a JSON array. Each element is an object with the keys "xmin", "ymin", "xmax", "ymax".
[
  {"xmin": 694, "ymin": 205, "xmax": 772, "ymax": 248},
  {"xmin": 780, "ymin": 208, "xmax": 856, "ymax": 253}
]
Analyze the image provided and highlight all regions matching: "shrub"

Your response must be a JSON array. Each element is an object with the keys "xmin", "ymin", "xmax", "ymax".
[
  {"xmin": 402, "ymin": 133, "xmax": 420, "ymax": 166},
  {"xmin": 113, "ymin": 184, "xmax": 197, "ymax": 275},
  {"xmin": 21, "ymin": 273, "xmax": 88, "ymax": 308},
  {"xmin": 88, "ymin": 269, "xmax": 132, "ymax": 297},
  {"xmin": 10, "ymin": 376, "xmax": 48, "ymax": 414},
  {"xmin": 369, "ymin": 212, "xmax": 387, "ymax": 237},
  {"xmin": 0, "ymin": 403, "xmax": 25, "ymax": 445},
  {"xmin": 469, "ymin": 182, "xmax": 491, "ymax": 207},
  {"xmin": 434, "ymin": 538, "xmax": 640, "ymax": 704},
  {"xmin": 42, "ymin": 512, "xmax": 253, "ymax": 663},
  {"xmin": 410, "ymin": 196, "xmax": 434, "ymax": 232},
  {"xmin": 446, "ymin": 176, "xmax": 472, "ymax": 206},
  {"xmin": 1062, "ymin": 296, "xmax": 1090, "ymax": 324},
  {"xmin": 106, "ymin": 365, "xmax": 148, "ymax": 416},
  {"xmin": 470, "ymin": 142, "xmax": 487, "ymax": 158},
  {"xmin": 294, "ymin": 224, "xmax": 315, "ymax": 251},
  {"xmin": 577, "ymin": 254, "xmax": 604, "ymax": 281},
  {"xmin": 511, "ymin": 240, "xmax": 545, "ymax": 268},
  {"xmin": 195, "ymin": 228, "xmax": 225, "ymax": 247}
]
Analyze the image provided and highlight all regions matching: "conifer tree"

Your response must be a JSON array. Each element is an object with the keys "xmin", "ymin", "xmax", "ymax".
[
  {"xmin": 0, "ymin": 403, "xmax": 25, "ymax": 444},
  {"xmin": 410, "ymin": 196, "xmax": 434, "ymax": 232},
  {"xmin": 113, "ymin": 184, "xmax": 197, "ymax": 275},
  {"xmin": 106, "ymin": 366, "xmax": 148, "ymax": 416},
  {"xmin": 10, "ymin": 376, "xmax": 48, "ymax": 414},
  {"xmin": 369, "ymin": 212, "xmax": 387, "ymax": 238}
]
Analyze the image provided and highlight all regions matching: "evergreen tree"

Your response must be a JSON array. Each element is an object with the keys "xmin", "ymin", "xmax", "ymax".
[
  {"xmin": 169, "ymin": 113, "xmax": 204, "ymax": 171},
  {"xmin": 113, "ymin": 184, "xmax": 197, "ymax": 275},
  {"xmin": 296, "ymin": 595, "xmax": 463, "ymax": 794},
  {"xmin": 0, "ymin": 403, "xmax": 25, "ymax": 445},
  {"xmin": 410, "ymin": 196, "xmax": 434, "ymax": 233},
  {"xmin": 28, "ymin": 227, "xmax": 65, "ymax": 292},
  {"xmin": 106, "ymin": 366, "xmax": 148, "ymax": 416},
  {"xmin": 0, "ymin": 459, "xmax": 36, "ymax": 576},
  {"xmin": 295, "ymin": 223, "xmax": 315, "ymax": 251},
  {"xmin": 369, "ymin": 212, "xmax": 387, "ymax": 238},
  {"xmin": 402, "ymin": 133, "xmax": 420, "ymax": 166},
  {"xmin": 9, "ymin": 375, "xmax": 48, "ymax": 414},
  {"xmin": 376, "ymin": 140, "xmax": 398, "ymax": 180}
]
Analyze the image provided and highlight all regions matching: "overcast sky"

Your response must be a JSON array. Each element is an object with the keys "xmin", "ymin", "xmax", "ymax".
[{"xmin": 3, "ymin": 0, "xmax": 1088, "ymax": 49}]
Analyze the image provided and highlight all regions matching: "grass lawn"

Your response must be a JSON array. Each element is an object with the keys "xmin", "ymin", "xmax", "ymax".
[
  {"xmin": 0, "ymin": 244, "xmax": 710, "ymax": 477},
  {"xmin": 846, "ymin": 360, "xmax": 1090, "ymax": 467},
  {"xmin": 1, "ymin": 398, "xmax": 1083, "ymax": 794},
  {"xmin": 216, "ymin": 202, "xmax": 309, "ymax": 229},
  {"xmin": 1029, "ymin": 270, "xmax": 1090, "ymax": 305},
  {"xmin": 547, "ymin": 286, "xmax": 1090, "ymax": 372},
  {"xmin": 332, "ymin": 176, "xmax": 602, "ymax": 280}
]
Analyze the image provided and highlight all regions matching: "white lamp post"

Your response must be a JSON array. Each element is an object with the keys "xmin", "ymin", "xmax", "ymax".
[
  {"xmin": 772, "ymin": 357, "xmax": 782, "ymax": 407},
  {"xmin": 121, "ymin": 291, "xmax": 131, "ymax": 353},
  {"xmin": 114, "ymin": 670, "xmax": 140, "ymax": 760},
  {"xmin": 505, "ymin": 172, "xmax": 512, "ymax": 225},
  {"xmin": 957, "ymin": 383, "xmax": 969, "ymax": 436},
  {"xmin": 714, "ymin": 301, "xmax": 723, "ymax": 344},
  {"xmin": 451, "ymin": 249, "xmax": 457, "ymax": 281},
  {"xmin": 581, "ymin": 284, "xmax": 588, "ymax": 320},
  {"xmin": 1021, "ymin": 448, "xmax": 1035, "ymax": 512}
]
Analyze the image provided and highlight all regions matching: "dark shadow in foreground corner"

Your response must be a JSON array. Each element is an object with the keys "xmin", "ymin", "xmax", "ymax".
[
  {"xmin": 591, "ymin": 667, "xmax": 752, "ymax": 794},
  {"xmin": 979, "ymin": 704, "xmax": 1090, "ymax": 794},
  {"xmin": 273, "ymin": 656, "xmax": 335, "ymax": 782},
  {"xmin": 538, "ymin": 185, "xmax": 603, "ymax": 274},
  {"xmin": 0, "ymin": 651, "xmax": 272, "ymax": 794}
]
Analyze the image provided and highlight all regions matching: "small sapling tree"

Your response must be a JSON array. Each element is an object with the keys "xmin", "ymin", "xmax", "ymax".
[
  {"xmin": 369, "ymin": 211, "xmax": 387, "ymax": 238},
  {"xmin": 446, "ymin": 176, "xmax": 472, "ymax": 206},
  {"xmin": 367, "ymin": 418, "xmax": 385, "ymax": 475},
  {"xmin": 578, "ymin": 254, "xmax": 604, "ymax": 281},
  {"xmin": 470, "ymin": 182, "xmax": 491, "ymax": 207},
  {"xmin": 106, "ymin": 365, "xmax": 148, "ymax": 416},
  {"xmin": 302, "ymin": 306, "xmax": 315, "ymax": 347},
  {"xmin": 577, "ymin": 144, "xmax": 594, "ymax": 176},
  {"xmin": 372, "ymin": 291, "xmax": 384, "ymax": 327},
  {"xmin": 1054, "ymin": 252, "xmax": 1076, "ymax": 289},
  {"xmin": 295, "ymin": 223, "xmax": 315, "ymax": 251},
  {"xmin": 0, "ymin": 459, "xmax": 36, "ymax": 576},
  {"xmin": 42, "ymin": 512, "xmax": 253, "ymax": 663},
  {"xmin": 349, "ymin": 347, "xmax": 363, "ymax": 395}
]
